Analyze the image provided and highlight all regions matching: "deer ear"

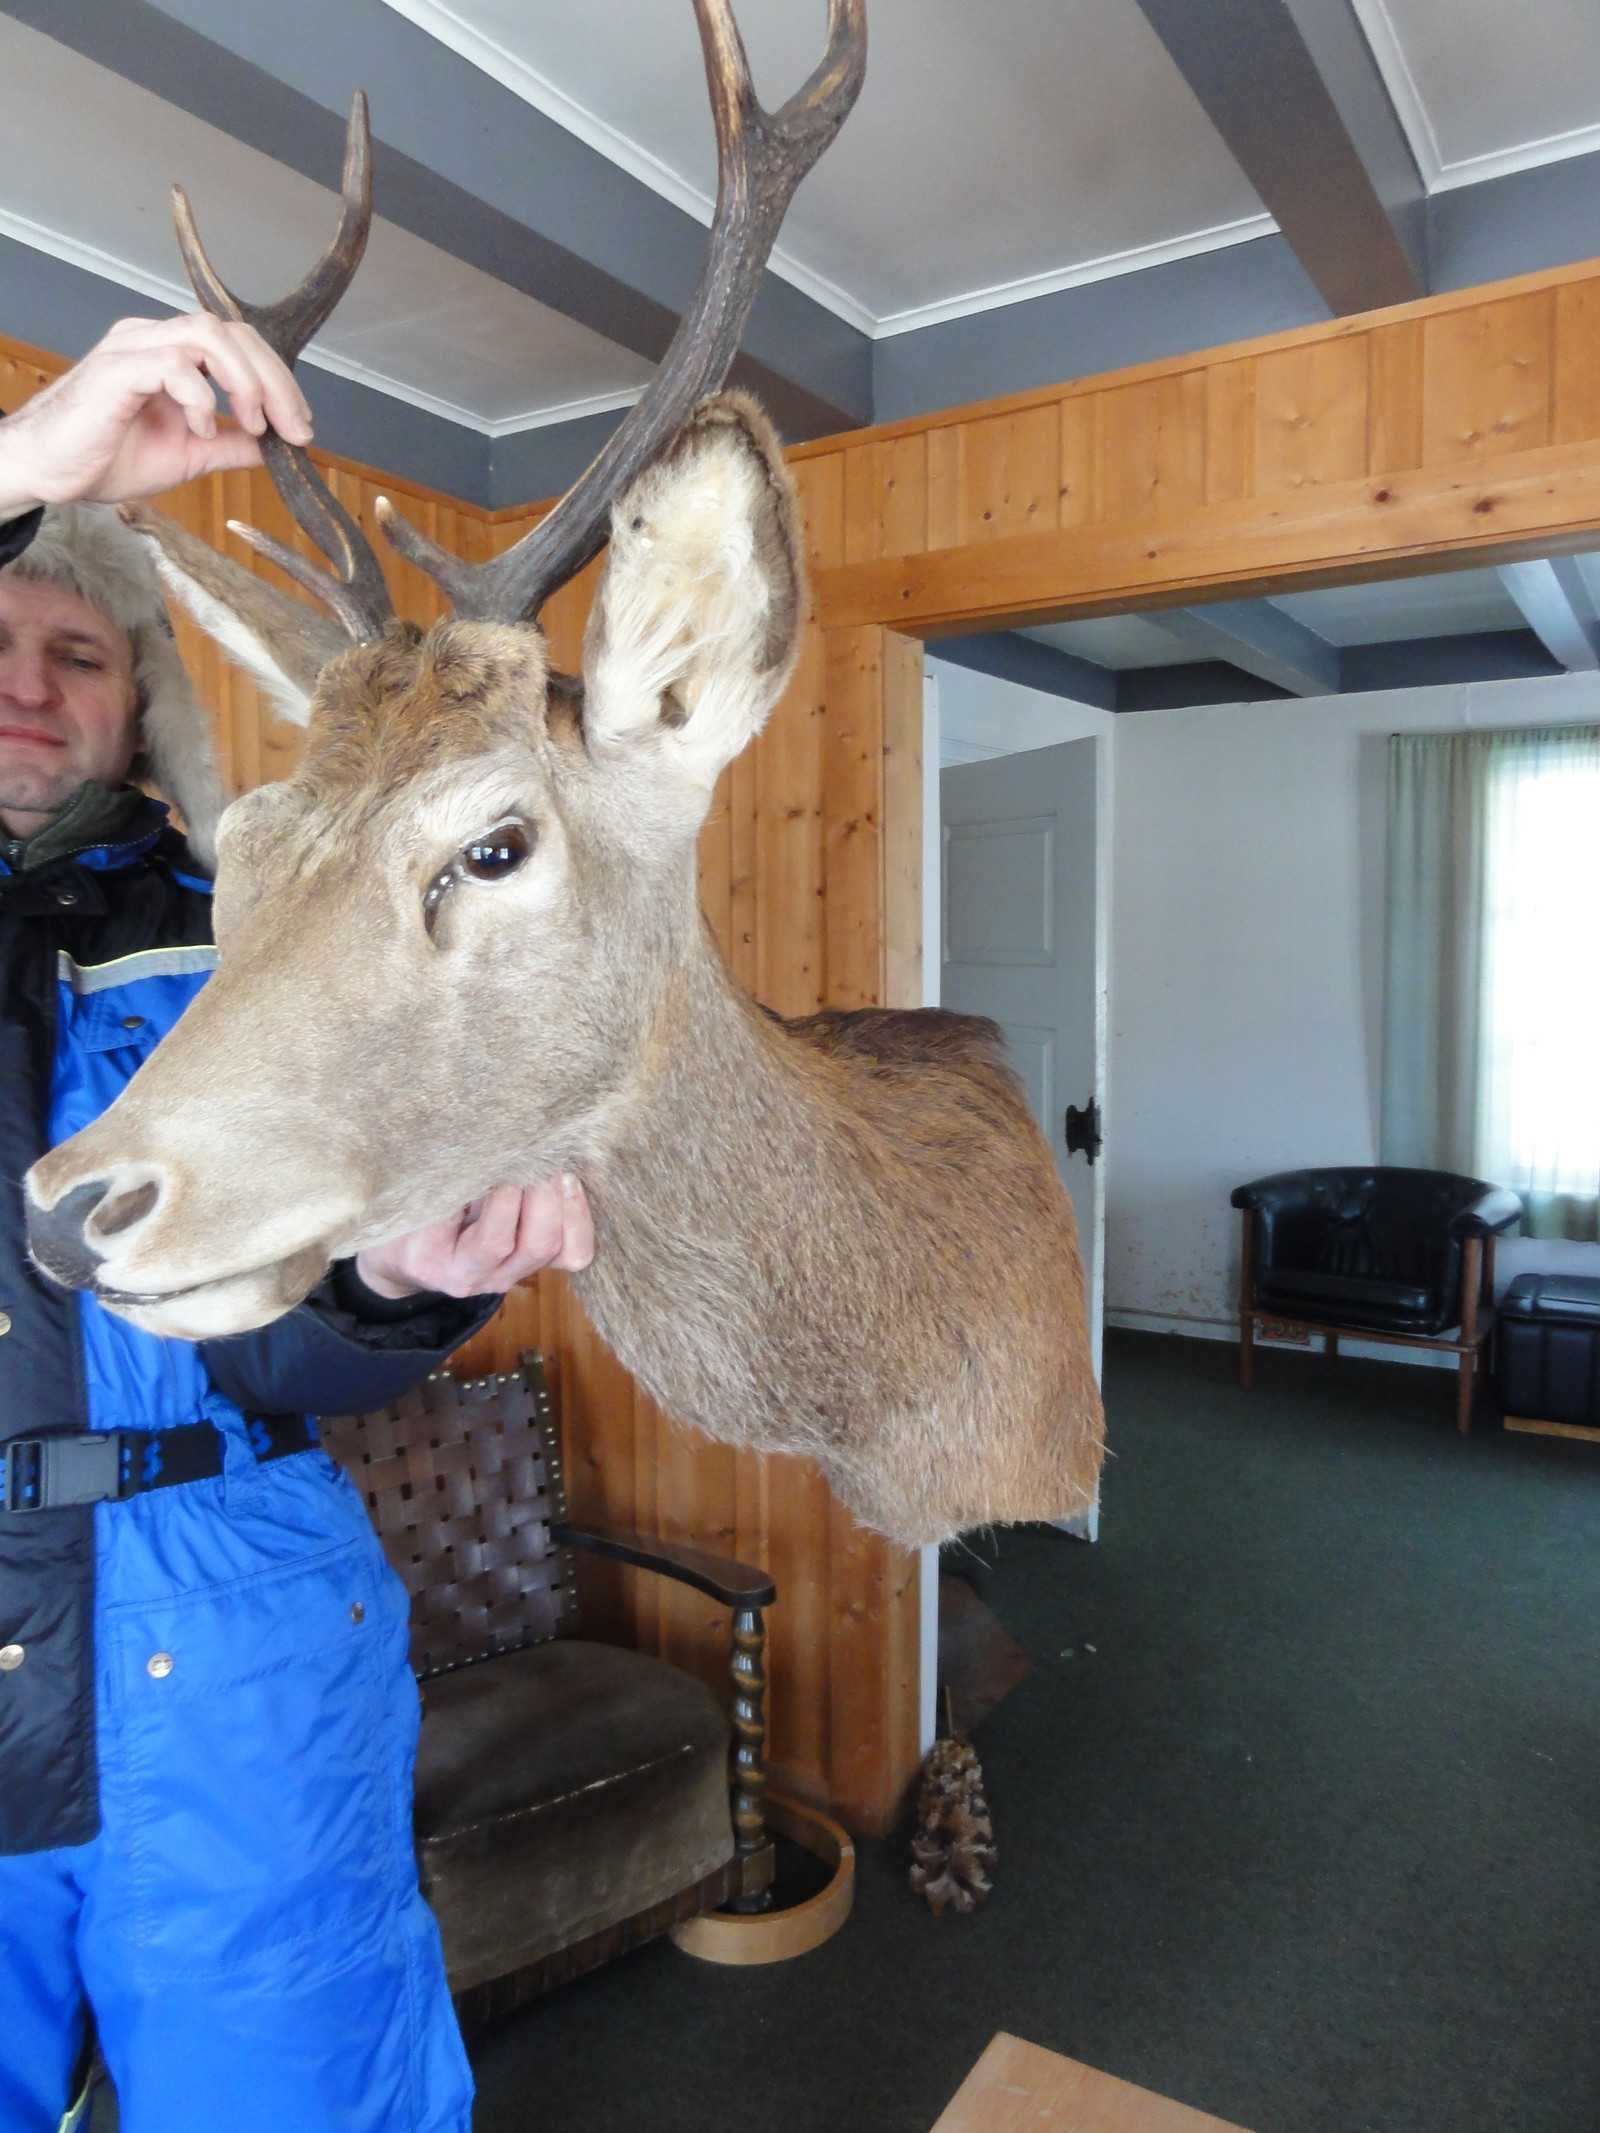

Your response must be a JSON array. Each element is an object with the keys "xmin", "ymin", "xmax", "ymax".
[
  {"xmin": 119, "ymin": 505, "xmax": 349, "ymax": 728},
  {"xmin": 580, "ymin": 393, "xmax": 803, "ymax": 785}
]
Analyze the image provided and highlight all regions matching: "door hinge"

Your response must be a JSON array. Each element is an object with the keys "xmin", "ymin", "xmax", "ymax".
[{"xmin": 1064, "ymin": 1096, "xmax": 1102, "ymax": 1165}]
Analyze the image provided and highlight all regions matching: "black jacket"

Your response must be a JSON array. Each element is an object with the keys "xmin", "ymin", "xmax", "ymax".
[{"xmin": 0, "ymin": 504, "xmax": 494, "ymax": 1853}]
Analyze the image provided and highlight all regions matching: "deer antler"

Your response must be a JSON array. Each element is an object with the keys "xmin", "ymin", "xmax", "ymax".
[
  {"xmin": 171, "ymin": 93, "xmax": 395, "ymax": 642},
  {"xmin": 377, "ymin": 0, "xmax": 867, "ymax": 624}
]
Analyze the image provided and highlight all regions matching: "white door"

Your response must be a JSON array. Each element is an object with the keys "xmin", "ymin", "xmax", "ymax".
[{"xmin": 940, "ymin": 737, "xmax": 1107, "ymax": 1401}]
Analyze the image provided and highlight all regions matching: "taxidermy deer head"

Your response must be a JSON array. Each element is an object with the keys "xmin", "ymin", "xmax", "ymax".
[{"xmin": 25, "ymin": 0, "xmax": 1104, "ymax": 1545}]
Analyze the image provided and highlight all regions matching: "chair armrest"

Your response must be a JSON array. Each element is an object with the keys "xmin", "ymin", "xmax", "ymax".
[
  {"xmin": 1453, "ymin": 1188, "xmax": 1523, "ymax": 1237},
  {"xmin": 1230, "ymin": 1172, "xmax": 1315, "ymax": 1217},
  {"xmin": 553, "ymin": 1522, "xmax": 776, "ymax": 1610}
]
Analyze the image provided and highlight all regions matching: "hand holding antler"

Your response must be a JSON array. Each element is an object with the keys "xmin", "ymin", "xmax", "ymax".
[{"xmin": 0, "ymin": 314, "xmax": 314, "ymax": 520}]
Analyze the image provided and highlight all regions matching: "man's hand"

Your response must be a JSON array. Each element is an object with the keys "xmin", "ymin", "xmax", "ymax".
[
  {"xmin": 0, "ymin": 314, "xmax": 315, "ymax": 520},
  {"xmin": 354, "ymin": 1178, "xmax": 595, "ymax": 1302}
]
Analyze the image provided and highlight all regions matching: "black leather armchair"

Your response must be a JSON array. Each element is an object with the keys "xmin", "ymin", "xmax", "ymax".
[{"xmin": 1230, "ymin": 1168, "xmax": 1522, "ymax": 1432}]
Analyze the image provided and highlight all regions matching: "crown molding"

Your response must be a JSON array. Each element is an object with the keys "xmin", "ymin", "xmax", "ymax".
[
  {"xmin": 1432, "ymin": 120, "xmax": 1600, "ymax": 195},
  {"xmin": 0, "ymin": 208, "xmax": 649, "ymax": 438},
  {"xmin": 1347, "ymin": 0, "xmax": 1442, "ymax": 187},
  {"xmin": 483, "ymin": 387, "xmax": 642, "ymax": 436},
  {"xmin": 1348, "ymin": 0, "xmax": 1600, "ymax": 197},
  {"xmin": 871, "ymin": 213, "xmax": 1278, "ymax": 339},
  {"xmin": 374, "ymin": 0, "xmax": 880, "ymax": 336}
]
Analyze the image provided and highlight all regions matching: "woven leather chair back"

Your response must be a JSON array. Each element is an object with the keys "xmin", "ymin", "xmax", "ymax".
[{"xmin": 320, "ymin": 1354, "xmax": 576, "ymax": 1679}]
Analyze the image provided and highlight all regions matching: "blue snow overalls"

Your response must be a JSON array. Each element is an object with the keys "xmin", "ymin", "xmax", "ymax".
[{"xmin": 0, "ymin": 506, "xmax": 485, "ymax": 2133}]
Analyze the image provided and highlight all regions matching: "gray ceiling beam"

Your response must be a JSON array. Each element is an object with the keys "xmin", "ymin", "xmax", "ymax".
[
  {"xmin": 1, "ymin": 0, "xmax": 871, "ymax": 441},
  {"xmin": 1141, "ymin": 601, "xmax": 1341, "ymax": 697},
  {"xmin": 1497, "ymin": 560, "xmax": 1600, "ymax": 672},
  {"xmin": 1131, "ymin": 0, "xmax": 1426, "ymax": 313}
]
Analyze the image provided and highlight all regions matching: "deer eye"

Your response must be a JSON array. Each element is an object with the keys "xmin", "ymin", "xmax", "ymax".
[{"xmin": 461, "ymin": 822, "xmax": 531, "ymax": 880}]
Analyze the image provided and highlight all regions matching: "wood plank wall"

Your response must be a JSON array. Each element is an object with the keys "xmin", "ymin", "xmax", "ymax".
[
  {"xmin": 805, "ymin": 257, "xmax": 1600, "ymax": 632},
  {"xmin": 0, "ymin": 329, "xmax": 925, "ymax": 1832}
]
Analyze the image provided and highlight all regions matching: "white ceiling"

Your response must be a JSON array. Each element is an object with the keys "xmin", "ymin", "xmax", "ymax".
[
  {"xmin": 1354, "ymin": 0, "xmax": 1600, "ymax": 188},
  {"xmin": 7, "ymin": 1, "xmax": 1600, "ymax": 419},
  {"xmin": 379, "ymin": 0, "xmax": 1271, "ymax": 334},
  {"xmin": 0, "ymin": 17, "xmax": 653, "ymax": 433},
  {"xmin": 1272, "ymin": 567, "xmax": 1525, "ymax": 645},
  {"xmin": 1023, "ymin": 564, "xmax": 1529, "ymax": 672},
  {"xmin": 385, "ymin": 0, "xmax": 1600, "ymax": 333}
]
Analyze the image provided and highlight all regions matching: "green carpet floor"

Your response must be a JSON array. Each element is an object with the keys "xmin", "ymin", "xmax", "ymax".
[{"xmin": 471, "ymin": 1332, "xmax": 1600, "ymax": 2133}]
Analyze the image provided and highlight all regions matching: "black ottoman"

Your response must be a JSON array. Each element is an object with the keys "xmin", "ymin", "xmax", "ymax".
[{"xmin": 1498, "ymin": 1274, "xmax": 1600, "ymax": 1439}]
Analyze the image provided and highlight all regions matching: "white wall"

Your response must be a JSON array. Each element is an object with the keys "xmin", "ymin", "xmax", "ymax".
[{"xmin": 1108, "ymin": 670, "xmax": 1600, "ymax": 1347}]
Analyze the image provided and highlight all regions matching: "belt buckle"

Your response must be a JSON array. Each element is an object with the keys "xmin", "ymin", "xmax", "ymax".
[
  {"xmin": 2, "ymin": 1434, "xmax": 120, "ymax": 1513},
  {"xmin": 2, "ymin": 1439, "xmax": 43, "ymax": 1513}
]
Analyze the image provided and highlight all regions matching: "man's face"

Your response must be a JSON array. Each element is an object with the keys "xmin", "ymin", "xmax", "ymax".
[{"xmin": 0, "ymin": 575, "xmax": 138, "ymax": 836}]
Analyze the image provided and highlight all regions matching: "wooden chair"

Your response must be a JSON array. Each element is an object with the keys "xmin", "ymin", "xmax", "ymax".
[{"xmin": 319, "ymin": 1353, "xmax": 775, "ymax": 2030}]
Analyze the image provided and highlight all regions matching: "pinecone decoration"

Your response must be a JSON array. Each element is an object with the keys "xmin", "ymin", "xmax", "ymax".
[{"xmin": 908, "ymin": 1729, "xmax": 996, "ymax": 1916}]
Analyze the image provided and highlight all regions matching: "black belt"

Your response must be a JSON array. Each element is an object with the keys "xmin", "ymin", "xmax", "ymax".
[{"xmin": 1, "ymin": 1414, "xmax": 321, "ymax": 1514}]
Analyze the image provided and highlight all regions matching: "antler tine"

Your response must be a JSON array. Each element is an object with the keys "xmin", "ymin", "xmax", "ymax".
[
  {"xmin": 379, "ymin": 0, "xmax": 867, "ymax": 626},
  {"xmin": 171, "ymin": 92, "xmax": 395, "ymax": 642}
]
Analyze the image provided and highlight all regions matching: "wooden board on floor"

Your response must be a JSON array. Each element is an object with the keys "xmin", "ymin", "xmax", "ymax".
[
  {"xmin": 1504, "ymin": 1414, "xmax": 1600, "ymax": 1444},
  {"xmin": 930, "ymin": 2033, "xmax": 1252, "ymax": 2133}
]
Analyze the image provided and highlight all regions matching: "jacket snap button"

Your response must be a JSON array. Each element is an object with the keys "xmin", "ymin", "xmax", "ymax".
[
  {"xmin": 146, "ymin": 1651, "xmax": 174, "ymax": 1680},
  {"xmin": 120, "ymin": 1014, "xmax": 145, "ymax": 1033},
  {"xmin": 350, "ymin": 1602, "xmax": 366, "ymax": 1625},
  {"xmin": 55, "ymin": 888, "xmax": 79, "ymax": 908},
  {"xmin": 0, "ymin": 1644, "xmax": 23, "ymax": 1672},
  {"xmin": 0, "ymin": 1311, "xmax": 11, "ymax": 1337}
]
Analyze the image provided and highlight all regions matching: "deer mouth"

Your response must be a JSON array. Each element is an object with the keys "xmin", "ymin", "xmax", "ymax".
[{"xmin": 89, "ymin": 1245, "xmax": 331, "ymax": 1341}]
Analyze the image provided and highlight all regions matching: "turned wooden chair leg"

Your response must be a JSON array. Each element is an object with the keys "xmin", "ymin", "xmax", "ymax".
[
  {"xmin": 1239, "ymin": 1211, "xmax": 1257, "ymax": 1390},
  {"xmin": 727, "ymin": 1602, "xmax": 772, "ymax": 1912},
  {"xmin": 1457, "ymin": 1235, "xmax": 1483, "ymax": 1436}
]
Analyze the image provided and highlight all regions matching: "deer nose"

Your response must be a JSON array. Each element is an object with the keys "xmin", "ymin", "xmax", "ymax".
[{"xmin": 27, "ymin": 1177, "xmax": 163, "ymax": 1290}]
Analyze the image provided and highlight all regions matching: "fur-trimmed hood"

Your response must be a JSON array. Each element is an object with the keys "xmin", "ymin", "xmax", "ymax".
[{"xmin": 9, "ymin": 503, "xmax": 227, "ymax": 868}]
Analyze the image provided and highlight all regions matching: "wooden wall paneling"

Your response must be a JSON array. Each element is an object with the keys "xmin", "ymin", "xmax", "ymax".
[
  {"xmin": 1422, "ymin": 290, "xmax": 1554, "ymax": 465},
  {"xmin": 0, "ymin": 344, "xmax": 57, "ymax": 410},
  {"xmin": 926, "ymin": 426, "xmax": 962, "ymax": 551},
  {"xmin": 1367, "ymin": 320, "xmax": 1426, "ymax": 475},
  {"xmin": 822, "ymin": 625, "xmax": 885, "ymax": 1013},
  {"xmin": 1204, "ymin": 360, "xmax": 1256, "ymax": 504},
  {"xmin": 819, "ymin": 431, "xmax": 1600, "ymax": 635},
  {"xmin": 726, "ymin": 746, "xmax": 759, "ymax": 993},
  {"xmin": 1058, "ymin": 396, "xmax": 1097, "ymax": 527},
  {"xmin": 1252, "ymin": 337, "xmax": 1370, "ymax": 493},
  {"xmin": 881, "ymin": 628, "xmax": 926, "ymax": 1015},
  {"xmin": 1553, "ymin": 280, "xmax": 1600, "ymax": 445},
  {"xmin": 955, "ymin": 404, "xmax": 1062, "ymax": 543},
  {"xmin": 842, "ymin": 432, "xmax": 929, "ymax": 563},
  {"xmin": 1094, "ymin": 371, "xmax": 1207, "ymax": 523},
  {"xmin": 791, "ymin": 452, "xmax": 844, "ymax": 573}
]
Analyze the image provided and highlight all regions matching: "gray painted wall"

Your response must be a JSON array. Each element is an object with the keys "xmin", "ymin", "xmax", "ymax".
[
  {"xmin": 871, "ymin": 232, "xmax": 1328, "ymax": 425},
  {"xmin": 490, "ymin": 409, "xmax": 625, "ymax": 513}
]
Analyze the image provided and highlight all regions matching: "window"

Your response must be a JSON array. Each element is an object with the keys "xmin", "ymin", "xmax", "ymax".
[
  {"xmin": 1477, "ymin": 737, "xmax": 1600, "ymax": 1199},
  {"xmin": 1381, "ymin": 722, "xmax": 1600, "ymax": 1241}
]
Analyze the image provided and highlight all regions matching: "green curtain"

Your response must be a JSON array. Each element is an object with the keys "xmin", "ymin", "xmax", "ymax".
[{"xmin": 1381, "ymin": 723, "xmax": 1600, "ymax": 1242}]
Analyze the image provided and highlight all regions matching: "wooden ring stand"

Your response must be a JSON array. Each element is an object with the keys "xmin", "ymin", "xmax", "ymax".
[{"xmin": 670, "ymin": 1794, "xmax": 855, "ymax": 1966}]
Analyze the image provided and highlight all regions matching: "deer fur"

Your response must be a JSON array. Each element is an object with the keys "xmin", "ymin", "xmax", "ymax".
[{"xmin": 25, "ymin": 395, "xmax": 1104, "ymax": 1546}]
